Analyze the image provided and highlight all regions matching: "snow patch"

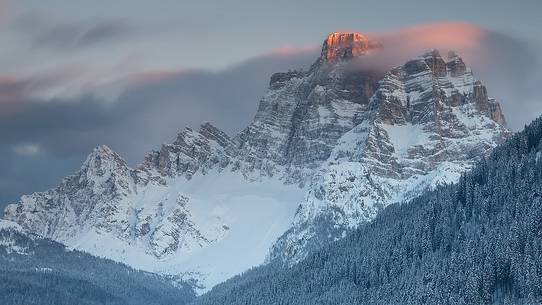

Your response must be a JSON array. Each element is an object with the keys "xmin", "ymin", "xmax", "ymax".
[
  {"xmin": 70, "ymin": 169, "xmax": 304, "ymax": 292},
  {"xmin": 381, "ymin": 123, "xmax": 431, "ymax": 156}
]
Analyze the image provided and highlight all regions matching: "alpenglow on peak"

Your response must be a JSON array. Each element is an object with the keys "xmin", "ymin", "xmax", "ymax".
[{"xmin": 321, "ymin": 32, "xmax": 381, "ymax": 62}]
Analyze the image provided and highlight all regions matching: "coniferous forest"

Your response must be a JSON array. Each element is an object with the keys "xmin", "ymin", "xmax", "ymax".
[
  {"xmin": 0, "ymin": 229, "xmax": 196, "ymax": 305},
  {"xmin": 196, "ymin": 117, "xmax": 542, "ymax": 305}
]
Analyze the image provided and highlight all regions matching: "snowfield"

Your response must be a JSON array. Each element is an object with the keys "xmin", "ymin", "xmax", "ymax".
[{"xmin": 70, "ymin": 169, "xmax": 304, "ymax": 291}]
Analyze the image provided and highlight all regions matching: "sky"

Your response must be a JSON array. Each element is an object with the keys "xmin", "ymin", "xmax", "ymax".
[{"xmin": 1, "ymin": 0, "xmax": 542, "ymax": 210}]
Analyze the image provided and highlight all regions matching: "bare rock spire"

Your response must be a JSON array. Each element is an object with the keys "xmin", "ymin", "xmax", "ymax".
[{"xmin": 321, "ymin": 32, "xmax": 381, "ymax": 62}]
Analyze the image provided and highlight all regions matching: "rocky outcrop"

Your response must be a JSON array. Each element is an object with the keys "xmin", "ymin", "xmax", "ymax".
[
  {"xmin": 321, "ymin": 32, "xmax": 382, "ymax": 62},
  {"xmin": 142, "ymin": 123, "xmax": 234, "ymax": 178}
]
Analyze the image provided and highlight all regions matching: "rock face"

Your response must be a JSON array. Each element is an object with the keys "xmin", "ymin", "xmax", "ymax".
[
  {"xmin": 235, "ymin": 33, "xmax": 383, "ymax": 184},
  {"xmin": 321, "ymin": 32, "xmax": 381, "ymax": 62},
  {"xmin": 269, "ymin": 48, "xmax": 509, "ymax": 262},
  {"xmin": 142, "ymin": 122, "xmax": 235, "ymax": 179},
  {"xmin": 4, "ymin": 143, "xmax": 217, "ymax": 259},
  {"xmin": 3, "ymin": 32, "xmax": 510, "ymax": 289}
]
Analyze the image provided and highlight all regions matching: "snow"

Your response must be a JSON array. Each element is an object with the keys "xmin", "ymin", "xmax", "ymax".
[
  {"xmin": 70, "ymin": 169, "xmax": 304, "ymax": 292},
  {"xmin": 0, "ymin": 219, "xmax": 23, "ymax": 232},
  {"xmin": 331, "ymin": 99, "xmax": 363, "ymax": 119},
  {"xmin": 381, "ymin": 123, "xmax": 431, "ymax": 156},
  {"xmin": 445, "ymin": 70, "xmax": 475, "ymax": 95}
]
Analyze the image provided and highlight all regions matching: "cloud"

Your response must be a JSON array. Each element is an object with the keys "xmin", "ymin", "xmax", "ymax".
[
  {"xmin": 0, "ymin": 48, "xmax": 317, "ymax": 150},
  {"xmin": 0, "ymin": 69, "xmax": 94, "ymax": 116},
  {"xmin": 14, "ymin": 12, "xmax": 135, "ymax": 49},
  {"xmin": 375, "ymin": 22, "xmax": 486, "ymax": 57},
  {"xmin": 0, "ymin": 49, "xmax": 317, "ymax": 208},
  {"xmin": 0, "ymin": 0, "xmax": 10, "ymax": 22},
  {"xmin": 0, "ymin": 76, "xmax": 25, "ymax": 111},
  {"xmin": 13, "ymin": 143, "xmax": 40, "ymax": 156},
  {"xmin": 338, "ymin": 23, "xmax": 536, "ymax": 77},
  {"xmin": 268, "ymin": 45, "xmax": 319, "ymax": 56}
]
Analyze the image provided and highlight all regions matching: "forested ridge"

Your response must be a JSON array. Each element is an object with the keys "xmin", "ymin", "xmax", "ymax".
[
  {"xmin": 0, "ymin": 229, "xmax": 196, "ymax": 305},
  {"xmin": 196, "ymin": 117, "xmax": 542, "ymax": 305}
]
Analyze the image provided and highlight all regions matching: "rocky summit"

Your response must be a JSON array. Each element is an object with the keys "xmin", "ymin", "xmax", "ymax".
[
  {"xmin": 3, "ymin": 32, "xmax": 510, "ymax": 290},
  {"xmin": 321, "ymin": 32, "xmax": 381, "ymax": 62}
]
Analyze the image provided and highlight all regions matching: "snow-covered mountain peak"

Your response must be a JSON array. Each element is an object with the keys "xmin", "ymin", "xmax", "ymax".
[
  {"xmin": 86, "ymin": 144, "xmax": 121, "ymax": 160},
  {"xmin": 445, "ymin": 50, "xmax": 468, "ymax": 76},
  {"xmin": 269, "ymin": 49, "xmax": 510, "ymax": 263},
  {"xmin": 76, "ymin": 144, "xmax": 134, "ymax": 201},
  {"xmin": 3, "ymin": 34, "xmax": 510, "ymax": 290},
  {"xmin": 82, "ymin": 145, "xmax": 129, "ymax": 176},
  {"xmin": 404, "ymin": 49, "xmax": 450, "ymax": 78}
]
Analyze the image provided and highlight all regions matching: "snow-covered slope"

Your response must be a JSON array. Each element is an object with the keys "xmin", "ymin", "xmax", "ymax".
[
  {"xmin": 3, "ymin": 32, "xmax": 509, "ymax": 289},
  {"xmin": 67, "ymin": 169, "xmax": 304, "ymax": 289},
  {"xmin": 3, "ymin": 139, "xmax": 304, "ymax": 290}
]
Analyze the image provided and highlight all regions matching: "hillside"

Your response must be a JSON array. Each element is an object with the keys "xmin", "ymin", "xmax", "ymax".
[
  {"xmin": 0, "ymin": 221, "xmax": 195, "ymax": 305},
  {"xmin": 197, "ymin": 117, "xmax": 542, "ymax": 304}
]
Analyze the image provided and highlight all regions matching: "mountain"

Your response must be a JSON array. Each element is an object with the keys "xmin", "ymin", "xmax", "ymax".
[
  {"xmin": 270, "ymin": 49, "xmax": 509, "ymax": 263},
  {"xmin": 196, "ymin": 116, "xmax": 542, "ymax": 305},
  {"xmin": 3, "ymin": 32, "xmax": 509, "ymax": 289},
  {"xmin": 234, "ymin": 32, "xmax": 383, "ymax": 184},
  {"xmin": 3, "ymin": 131, "xmax": 306, "ymax": 291},
  {"xmin": 0, "ymin": 219, "xmax": 195, "ymax": 305}
]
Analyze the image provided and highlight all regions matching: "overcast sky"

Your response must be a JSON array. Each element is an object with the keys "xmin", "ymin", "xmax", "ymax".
[{"xmin": 1, "ymin": 0, "xmax": 542, "ymax": 210}]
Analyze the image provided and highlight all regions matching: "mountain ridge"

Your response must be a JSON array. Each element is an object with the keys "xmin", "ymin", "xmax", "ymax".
[{"xmin": 3, "ymin": 32, "xmax": 509, "ymax": 289}]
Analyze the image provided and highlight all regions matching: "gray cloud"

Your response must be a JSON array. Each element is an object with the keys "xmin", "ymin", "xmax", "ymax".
[
  {"xmin": 0, "ymin": 50, "xmax": 316, "ymax": 209},
  {"xmin": 14, "ymin": 12, "xmax": 135, "ymax": 49},
  {"xmin": 475, "ymin": 31, "xmax": 541, "ymax": 128}
]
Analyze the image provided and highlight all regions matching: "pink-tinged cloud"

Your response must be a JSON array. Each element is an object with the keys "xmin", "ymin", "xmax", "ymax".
[
  {"xmin": 0, "ymin": 68, "xmax": 83, "ymax": 108},
  {"xmin": 364, "ymin": 22, "xmax": 492, "ymax": 70},
  {"xmin": 377, "ymin": 22, "xmax": 486, "ymax": 52},
  {"xmin": 248, "ymin": 22, "xmax": 500, "ymax": 73},
  {"xmin": 268, "ymin": 45, "xmax": 319, "ymax": 56},
  {"xmin": 0, "ymin": 76, "xmax": 26, "ymax": 115},
  {"xmin": 0, "ymin": 0, "xmax": 11, "ymax": 22}
]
